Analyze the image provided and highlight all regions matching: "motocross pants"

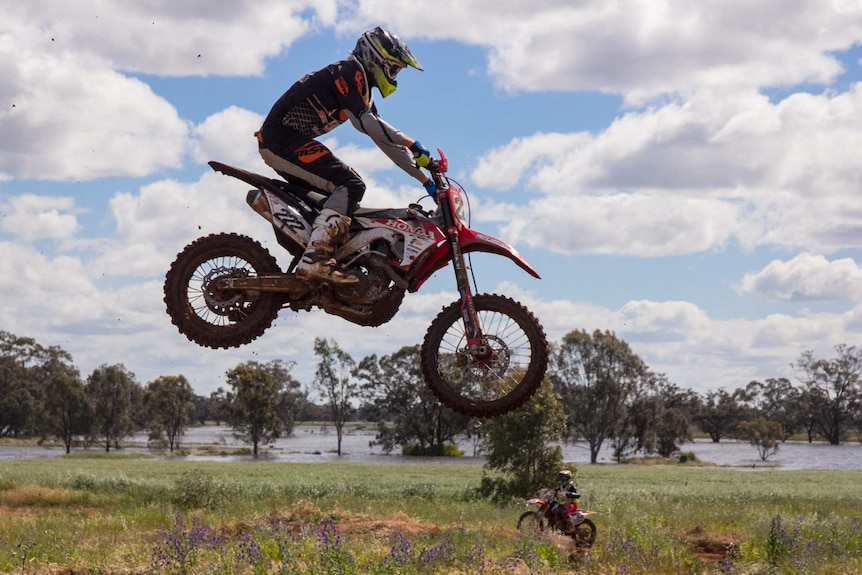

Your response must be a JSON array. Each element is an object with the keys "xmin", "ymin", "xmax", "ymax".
[{"xmin": 257, "ymin": 133, "xmax": 365, "ymax": 216}]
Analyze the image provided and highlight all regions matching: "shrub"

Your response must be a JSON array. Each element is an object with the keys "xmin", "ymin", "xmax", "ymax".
[
  {"xmin": 678, "ymin": 451, "xmax": 698, "ymax": 464},
  {"xmin": 402, "ymin": 443, "xmax": 464, "ymax": 457},
  {"xmin": 172, "ymin": 469, "xmax": 228, "ymax": 509}
]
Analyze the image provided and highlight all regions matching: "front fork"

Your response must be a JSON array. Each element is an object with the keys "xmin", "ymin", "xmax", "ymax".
[{"xmin": 433, "ymin": 181, "xmax": 489, "ymax": 358}]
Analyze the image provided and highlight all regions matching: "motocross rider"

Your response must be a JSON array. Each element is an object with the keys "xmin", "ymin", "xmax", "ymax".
[
  {"xmin": 554, "ymin": 470, "xmax": 583, "ymax": 534},
  {"xmin": 256, "ymin": 26, "xmax": 436, "ymax": 284}
]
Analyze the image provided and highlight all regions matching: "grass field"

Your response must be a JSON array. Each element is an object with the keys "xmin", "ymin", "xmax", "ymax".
[{"xmin": 0, "ymin": 455, "xmax": 861, "ymax": 574}]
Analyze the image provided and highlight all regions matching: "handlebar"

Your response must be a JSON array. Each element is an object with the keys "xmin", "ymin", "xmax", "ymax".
[
  {"xmin": 426, "ymin": 147, "xmax": 449, "ymax": 176},
  {"xmin": 421, "ymin": 148, "xmax": 449, "ymax": 200}
]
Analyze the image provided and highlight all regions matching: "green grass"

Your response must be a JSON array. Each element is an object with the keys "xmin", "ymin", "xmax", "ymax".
[{"xmin": 0, "ymin": 457, "xmax": 861, "ymax": 573}]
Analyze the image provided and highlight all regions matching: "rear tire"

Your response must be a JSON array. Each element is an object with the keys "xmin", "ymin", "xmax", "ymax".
[
  {"xmin": 420, "ymin": 294, "xmax": 548, "ymax": 418},
  {"xmin": 516, "ymin": 511, "xmax": 545, "ymax": 534},
  {"xmin": 164, "ymin": 233, "xmax": 282, "ymax": 348}
]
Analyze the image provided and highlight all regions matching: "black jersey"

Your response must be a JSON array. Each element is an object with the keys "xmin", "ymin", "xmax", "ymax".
[
  {"xmin": 261, "ymin": 59, "xmax": 374, "ymax": 145},
  {"xmin": 258, "ymin": 57, "xmax": 425, "ymax": 186}
]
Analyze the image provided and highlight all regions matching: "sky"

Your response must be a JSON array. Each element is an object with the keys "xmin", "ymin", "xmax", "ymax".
[{"xmin": 3, "ymin": 0, "xmax": 862, "ymax": 398}]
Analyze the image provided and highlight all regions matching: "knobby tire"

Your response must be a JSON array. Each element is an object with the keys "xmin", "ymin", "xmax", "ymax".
[
  {"xmin": 164, "ymin": 233, "xmax": 282, "ymax": 348},
  {"xmin": 420, "ymin": 294, "xmax": 548, "ymax": 418}
]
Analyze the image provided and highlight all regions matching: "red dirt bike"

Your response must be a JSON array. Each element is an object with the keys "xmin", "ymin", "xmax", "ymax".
[
  {"xmin": 516, "ymin": 488, "xmax": 598, "ymax": 547},
  {"xmin": 163, "ymin": 149, "xmax": 548, "ymax": 418}
]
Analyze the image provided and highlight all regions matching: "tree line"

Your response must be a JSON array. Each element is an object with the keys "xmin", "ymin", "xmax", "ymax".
[{"xmin": 2, "ymin": 329, "xmax": 862, "ymax": 462}]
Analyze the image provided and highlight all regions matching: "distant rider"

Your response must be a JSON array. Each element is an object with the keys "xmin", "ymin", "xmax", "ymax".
[
  {"xmin": 256, "ymin": 26, "xmax": 436, "ymax": 284},
  {"xmin": 553, "ymin": 469, "xmax": 583, "ymax": 533}
]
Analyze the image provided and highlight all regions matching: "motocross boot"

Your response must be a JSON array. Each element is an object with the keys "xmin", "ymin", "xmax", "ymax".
[{"xmin": 296, "ymin": 208, "xmax": 357, "ymax": 285}]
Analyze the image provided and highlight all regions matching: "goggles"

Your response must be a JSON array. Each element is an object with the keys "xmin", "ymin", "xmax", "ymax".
[{"xmin": 381, "ymin": 59, "xmax": 406, "ymax": 83}]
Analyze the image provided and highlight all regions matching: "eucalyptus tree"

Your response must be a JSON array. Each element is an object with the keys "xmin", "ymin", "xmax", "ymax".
[
  {"xmin": 478, "ymin": 380, "xmax": 565, "ymax": 500},
  {"xmin": 737, "ymin": 417, "xmax": 784, "ymax": 461},
  {"xmin": 43, "ymin": 361, "xmax": 91, "ymax": 453},
  {"xmin": 695, "ymin": 388, "xmax": 747, "ymax": 443},
  {"xmin": 355, "ymin": 345, "xmax": 470, "ymax": 455},
  {"xmin": 86, "ymin": 364, "xmax": 139, "ymax": 452},
  {"xmin": 612, "ymin": 373, "xmax": 690, "ymax": 460},
  {"xmin": 312, "ymin": 338, "xmax": 357, "ymax": 456},
  {"xmin": 744, "ymin": 378, "xmax": 803, "ymax": 441},
  {"xmin": 144, "ymin": 375, "xmax": 195, "ymax": 451},
  {"xmin": 224, "ymin": 360, "xmax": 302, "ymax": 457},
  {"xmin": 793, "ymin": 344, "xmax": 862, "ymax": 445},
  {"xmin": 0, "ymin": 331, "xmax": 78, "ymax": 437},
  {"xmin": 550, "ymin": 329, "xmax": 648, "ymax": 463}
]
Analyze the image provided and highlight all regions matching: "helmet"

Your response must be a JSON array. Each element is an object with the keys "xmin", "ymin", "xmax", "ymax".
[
  {"xmin": 558, "ymin": 470, "xmax": 573, "ymax": 483},
  {"xmin": 353, "ymin": 26, "xmax": 422, "ymax": 98}
]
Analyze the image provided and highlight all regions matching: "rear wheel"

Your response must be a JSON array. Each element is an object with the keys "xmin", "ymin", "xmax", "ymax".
[
  {"xmin": 516, "ymin": 512, "xmax": 545, "ymax": 534},
  {"xmin": 420, "ymin": 294, "xmax": 548, "ymax": 418},
  {"xmin": 164, "ymin": 233, "xmax": 282, "ymax": 348}
]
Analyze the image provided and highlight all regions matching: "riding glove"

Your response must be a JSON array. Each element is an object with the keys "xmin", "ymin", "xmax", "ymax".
[{"xmin": 410, "ymin": 140, "xmax": 432, "ymax": 168}]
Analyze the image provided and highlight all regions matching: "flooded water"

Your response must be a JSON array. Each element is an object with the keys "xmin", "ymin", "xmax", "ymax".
[{"xmin": 3, "ymin": 425, "xmax": 862, "ymax": 470}]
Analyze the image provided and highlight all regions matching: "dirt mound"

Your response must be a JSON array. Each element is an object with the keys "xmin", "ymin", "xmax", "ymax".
[{"xmin": 683, "ymin": 526, "xmax": 739, "ymax": 562}]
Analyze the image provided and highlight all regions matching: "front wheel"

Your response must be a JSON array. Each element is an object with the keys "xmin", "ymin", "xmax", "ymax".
[
  {"xmin": 420, "ymin": 294, "xmax": 548, "ymax": 418},
  {"xmin": 164, "ymin": 233, "xmax": 283, "ymax": 349},
  {"xmin": 571, "ymin": 518, "xmax": 597, "ymax": 547}
]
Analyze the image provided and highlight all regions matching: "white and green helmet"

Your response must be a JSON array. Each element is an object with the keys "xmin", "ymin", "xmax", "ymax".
[{"xmin": 353, "ymin": 26, "xmax": 422, "ymax": 98}]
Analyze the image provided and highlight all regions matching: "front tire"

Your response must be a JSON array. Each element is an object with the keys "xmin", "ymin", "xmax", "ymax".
[
  {"xmin": 164, "ymin": 233, "xmax": 282, "ymax": 348},
  {"xmin": 420, "ymin": 294, "xmax": 548, "ymax": 418},
  {"xmin": 571, "ymin": 518, "xmax": 596, "ymax": 547}
]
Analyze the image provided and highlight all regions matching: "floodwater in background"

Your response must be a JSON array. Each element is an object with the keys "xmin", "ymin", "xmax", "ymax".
[{"xmin": 2, "ymin": 424, "xmax": 862, "ymax": 470}]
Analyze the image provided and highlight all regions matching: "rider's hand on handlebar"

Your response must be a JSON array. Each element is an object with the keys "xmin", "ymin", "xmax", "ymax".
[{"xmin": 410, "ymin": 140, "xmax": 432, "ymax": 168}]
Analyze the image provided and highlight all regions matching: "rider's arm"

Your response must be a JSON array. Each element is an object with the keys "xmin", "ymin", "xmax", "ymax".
[{"xmin": 345, "ymin": 108, "xmax": 429, "ymax": 184}]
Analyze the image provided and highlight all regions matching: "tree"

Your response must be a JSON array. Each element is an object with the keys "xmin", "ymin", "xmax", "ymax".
[
  {"xmin": 695, "ymin": 388, "xmax": 747, "ymax": 443},
  {"xmin": 0, "ymin": 331, "xmax": 65, "ymax": 437},
  {"xmin": 654, "ymin": 407, "xmax": 690, "ymax": 457},
  {"xmin": 550, "ymin": 329, "xmax": 646, "ymax": 463},
  {"xmin": 191, "ymin": 394, "xmax": 210, "ymax": 425},
  {"xmin": 478, "ymin": 380, "xmax": 566, "ymax": 501},
  {"xmin": 43, "ymin": 360, "xmax": 91, "ymax": 453},
  {"xmin": 312, "ymin": 338, "xmax": 357, "ymax": 456},
  {"xmin": 793, "ymin": 344, "xmax": 862, "ymax": 445},
  {"xmin": 737, "ymin": 417, "xmax": 784, "ymax": 461},
  {"xmin": 144, "ymin": 375, "xmax": 195, "ymax": 452},
  {"xmin": 745, "ymin": 378, "xmax": 803, "ymax": 441},
  {"xmin": 209, "ymin": 387, "xmax": 229, "ymax": 425},
  {"xmin": 611, "ymin": 373, "xmax": 691, "ymax": 460},
  {"xmin": 266, "ymin": 360, "xmax": 306, "ymax": 437},
  {"xmin": 223, "ymin": 361, "xmax": 289, "ymax": 457},
  {"xmin": 355, "ymin": 345, "xmax": 470, "ymax": 455},
  {"xmin": 86, "ymin": 364, "xmax": 138, "ymax": 452}
]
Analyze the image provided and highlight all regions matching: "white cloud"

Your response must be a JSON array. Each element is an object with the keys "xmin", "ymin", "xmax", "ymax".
[
  {"xmin": 0, "ymin": 50, "xmax": 190, "ymax": 180},
  {"xmin": 0, "ymin": 1, "xmax": 339, "ymax": 182},
  {"xmin": 7, "ymin": 1, "xmax": 336, "ymax": 77},
  {"xmin": 738, "ymin": 253, "xmax": 862, "ymax": 302},
  {"xmin": 0, "ymin": 242, "xmax": 102, "ymax": 329},
  {"xmin": 0, "ymin": 194, "xmax": 82, "ymax": 240},
  {"xmin": 192, "ymin": 106, "xmax": 265, "ymax": 171},
  {"xmin": 492, "ymin": 192, "xmax": 737, "ymax": 257},
  {"xmin": 349, "ymin": 0, "xmax": 862, "ymax": 102},
  {"xmin": 470, "ymin": 85, "xmax": 862, "ymax": 256}
]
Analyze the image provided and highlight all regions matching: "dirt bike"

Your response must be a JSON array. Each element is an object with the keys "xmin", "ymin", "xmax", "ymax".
[
  {"xmin": 163, "ymin": 148, "xmax": 549, "ymax": 418},
  {"xmin": 516, "ymin": 488, "xmax": 597, "ymax": 547}
]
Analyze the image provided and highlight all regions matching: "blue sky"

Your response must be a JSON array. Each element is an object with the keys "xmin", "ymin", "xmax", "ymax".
[{"xmin": 3, "ymin": 1, "xmax": 862, "ymax": 396}]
